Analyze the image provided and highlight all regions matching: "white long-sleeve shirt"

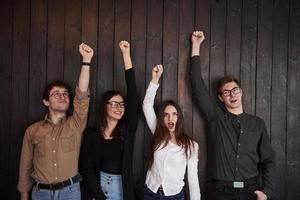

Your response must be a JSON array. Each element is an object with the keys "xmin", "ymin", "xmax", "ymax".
[{"xmin": 143, "ymin": 82, "xmax": 201, "ymax": 199}]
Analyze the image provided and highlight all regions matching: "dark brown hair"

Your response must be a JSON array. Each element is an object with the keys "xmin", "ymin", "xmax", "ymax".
[
  {"xmin": 43, "ymin": 80, "xmax": 72, "ymax": 101},
  {"xmin": 148, "ymin": 100, "xmax": 194, "ymax": 169},
  {"xmin": 217, "ymin": 75, "xmax": 240, "ymax": 94},
  {"xmin": 96, "ymin": 90, "xmax": 125, "ymax": 139}
]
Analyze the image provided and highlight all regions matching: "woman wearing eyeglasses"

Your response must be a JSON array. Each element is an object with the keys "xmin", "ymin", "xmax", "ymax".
[
  {"xmin": 142, "ymin": 65, "xmax": 201, "ymax": 200},
  {"xmin": 79, "ymin": 41, "xmax": 138, "ymax": 200}
]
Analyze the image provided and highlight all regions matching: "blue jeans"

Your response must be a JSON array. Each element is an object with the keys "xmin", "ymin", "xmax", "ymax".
[
  {"xmin": 144, "ymin": 186, "xmax": 184, "ymax": 200},
  {"xmin": 31, "ymin": 182, "xmax": 80, "ymax": 200},
  {"xmin": 100, "ymin": 171, "xmax": 123, "ymax": 200}
]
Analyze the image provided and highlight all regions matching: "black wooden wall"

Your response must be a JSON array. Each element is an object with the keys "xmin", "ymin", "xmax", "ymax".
[{"xmin": 0, "ymin": 0, "xmax": 299, "ymax": 199}]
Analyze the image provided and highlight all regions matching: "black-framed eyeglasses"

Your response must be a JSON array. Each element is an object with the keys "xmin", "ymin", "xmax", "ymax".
[
  {"xmin": 107, "ymin": 101, "xmax": 125, "ymax": 109},
  {"xmin": 50, "ymin": 91, "xmax": 69, "ymax": 99},
  {"xmin": 221, "ymin": 87, "xmax": 241, "ymax": 97}
]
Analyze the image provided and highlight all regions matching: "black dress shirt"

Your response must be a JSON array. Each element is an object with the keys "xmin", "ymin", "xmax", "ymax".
[{"xmin": 189, "ymin": 56, "xmax": 275, "ymax": 198}]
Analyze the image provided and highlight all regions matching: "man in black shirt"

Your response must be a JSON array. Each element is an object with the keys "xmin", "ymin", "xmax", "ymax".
[{"xmin": 189, "ymin": 31, "xmax": 275, "ymax": 200}]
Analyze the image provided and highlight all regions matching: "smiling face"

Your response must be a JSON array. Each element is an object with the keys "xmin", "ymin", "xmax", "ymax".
[
  {"xmin": 43, "ymin": 86, "xmax": 70, "ymax": 113},
  {"xmin": 106, "ymin": 95, "xmax": 125, "ymax": 121},
  {"xmin": 163, "ymin": 105, "xmax": 178, "ymax": 133},
  {"xmin": 218, "ymin": 81, "xmax": 243, "ymax": 111}
]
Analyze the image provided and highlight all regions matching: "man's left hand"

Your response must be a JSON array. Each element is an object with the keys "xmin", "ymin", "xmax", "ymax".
[{"xmin": 254, "ymin": 190, "xmax": 267, "ymax": 200}]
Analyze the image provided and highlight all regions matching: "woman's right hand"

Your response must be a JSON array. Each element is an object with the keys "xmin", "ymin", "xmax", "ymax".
[{"xmin": 151, "ymin": 64, "xmax": 163, "ymax": 84}]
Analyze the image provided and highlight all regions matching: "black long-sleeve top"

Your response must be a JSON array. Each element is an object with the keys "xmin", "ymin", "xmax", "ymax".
[
  {"xmin": 189, "ymin": 56, "xmax": 275, "ymax": 198},
  {"xmin": 79, "ymin": 68, "xmax": 138, "ymax": 200}
]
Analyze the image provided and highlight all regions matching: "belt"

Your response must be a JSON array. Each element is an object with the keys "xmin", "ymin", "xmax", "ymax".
[
  {"xmin": 213, "ymin": 176, "xmax": 258, "ymax": 189},
  {"xmin": 35, "ymin": 174, "xmax": 82, "ymax": 190}
]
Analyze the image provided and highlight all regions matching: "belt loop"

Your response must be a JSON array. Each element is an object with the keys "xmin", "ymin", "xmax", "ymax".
[
  {"xmin": 36, "ymin": 182, "xmax": 40, "ymax": 191},
  {"xmin": 70, "ymin": 176, "xmax": 73, "ymax": 185}
]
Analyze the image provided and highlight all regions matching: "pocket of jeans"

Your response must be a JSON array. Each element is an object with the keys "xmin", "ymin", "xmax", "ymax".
[
  {"xmin": 61, "ymin": 133, "xmax": 75, "ymax": 152},
  {"xmin": 68, "ymin": 182, "xmax": 80, "ymax": 192},
  {"xmin": 32, "ymin": 137, "xmax": 46, "ymax": 157}
]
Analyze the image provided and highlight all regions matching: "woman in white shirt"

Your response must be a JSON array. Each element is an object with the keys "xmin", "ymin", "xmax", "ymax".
[{"xmin": 143, "ymin": 65, "xmax": 201, "ymax": 200}]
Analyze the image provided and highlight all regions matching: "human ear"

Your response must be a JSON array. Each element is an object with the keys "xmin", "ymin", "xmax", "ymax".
[{"xmin": 43, "ymin": 99, "xmax": 50, "ymax": 107}]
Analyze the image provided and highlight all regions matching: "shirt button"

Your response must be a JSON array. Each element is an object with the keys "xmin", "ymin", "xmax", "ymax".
[
  {"xmin": 238, "ymin": 143, "xmax": 241, "ymax": 146},
  {"xmin": 236, "ymin": 167, "xmax": 239, "ymax": 171},
  {"xmin": 55, "ymin": 177, "xmax": 58, "ymax": 180},
  {"xmin": 53, "ymin": 150, "xmax": 56, "ymax": 153},
  {"xmin": 237, "ymin": 155, "xmax": 240, "ymax": 158},
  {"xmin": 240, "ymin": 130, "xmax": 244, "ymax": 134},
  {"xmin": 52, "ymin": 138, "xmax": 55, "ymax": 141},
  {"xmin": 54, "ymin": 163, "xmax": 57, "ymax": 166}
]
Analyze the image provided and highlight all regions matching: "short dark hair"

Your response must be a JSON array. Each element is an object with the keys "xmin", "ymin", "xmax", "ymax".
[
  {"xmin": 43, "ymin": 80, "xmax": 72, "ymax": 101},
  {"xmin": 217, "ymin": 75, "xmax": 240, "ymax": 94}
]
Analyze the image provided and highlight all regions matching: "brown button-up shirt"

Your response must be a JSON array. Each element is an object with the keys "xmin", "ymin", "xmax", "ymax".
[{"xmin": 17, "ymin": 87, "xmax": 90, "ymax": 193}]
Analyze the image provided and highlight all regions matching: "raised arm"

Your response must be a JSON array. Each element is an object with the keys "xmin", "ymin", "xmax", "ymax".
[
  {"xmin": 142, "ymin": 65, "xmax": 163, "ymax": 134},
  {"xmin": 190, "ymin": 31, "xmax": 218, "ymax": 121},
  {"xmin": 119, "ymin": 41, "xmax": 138, "ymax": 134},
  {"xmin": 70, "ymin": 43, "xmax": 93, "ymax": 131},
  {"xmin": 78, "ymin": 43, "xmax": 94, "ymax": 92}
]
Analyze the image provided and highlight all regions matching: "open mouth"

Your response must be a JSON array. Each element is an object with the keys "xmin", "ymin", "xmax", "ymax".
[
  {"xmin": 230, "ymin": 99, "xmax": 237, "ymax": 104},
  {"xmin": 167, "ymin": 122, "xmax": 175, "ymax": 129}
]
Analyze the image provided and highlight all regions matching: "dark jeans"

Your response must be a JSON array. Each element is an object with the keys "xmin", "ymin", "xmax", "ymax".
[
  {"xmin": 144, "ymin": 186, "xmax": 184, "ymax": 200},
  {"xmin": 213, "ymin": 182, "xmax": 259, "ymax": 200}
]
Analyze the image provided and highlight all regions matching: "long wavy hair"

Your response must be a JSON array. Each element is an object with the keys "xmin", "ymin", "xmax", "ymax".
[
  {"xmin": 148, "ymin": 100, "xmax": 194, "ymax": 169},
  {"xmin": 96, "ymin": 90, "xmax": 125, "ymax": 139}
]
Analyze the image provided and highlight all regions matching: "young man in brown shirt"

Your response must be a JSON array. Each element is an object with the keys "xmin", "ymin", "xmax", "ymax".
[{"xmin": 17, "ymin": 43, "xmax": 94, "ymax": 200}]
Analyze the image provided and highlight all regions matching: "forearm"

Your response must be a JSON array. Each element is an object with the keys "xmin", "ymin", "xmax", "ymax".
[
  {"xmin": 124, "ymin": 68, "xmax": 138, "ymax": 132},
  {"xmin": 191, "ymin": 43, "xmax": 201, "ymax": 57},
  {"xmin": 188, "ymin": 143, "xmax": 201, "ymax": 200},
  {"xmin": 143, "ymin": 82, "xmax": 159, "ymax": 134},
  {"xmin": 78, "ymin": 64, "xmax": 90, "ymax": 93},
  {"xmin": 122, "ymin": 53, "xmax": 133, "ymax": 70},
  {"xmin": 20, "ymin": 192, "xmax": 29, "ymax": 200}
]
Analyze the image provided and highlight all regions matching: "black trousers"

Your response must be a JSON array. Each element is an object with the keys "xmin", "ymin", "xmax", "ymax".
[{"xmin": 212, "ymin": 182, "xmax": 259, "ymax": 200}]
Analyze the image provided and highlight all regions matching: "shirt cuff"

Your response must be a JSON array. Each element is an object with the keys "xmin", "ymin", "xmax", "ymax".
[{"xmin": 149, "ymin": 82, "xmax": 160, "ymax": 90}]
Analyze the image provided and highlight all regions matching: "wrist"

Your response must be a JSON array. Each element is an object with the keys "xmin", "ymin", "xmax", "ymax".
[
  {"xmin": 82, "ymin": 58, "xmax": 91, "ymax": 63},
  {"xmin": 151, "ymin": 79, "xmax": 159, "ymax": 84}
]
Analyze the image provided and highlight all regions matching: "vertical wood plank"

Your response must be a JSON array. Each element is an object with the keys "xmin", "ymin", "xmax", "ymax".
[
  {"xmin": 144, "ymin": 0, "xmax": 163, "ymax": 192},
  {"xmin": 8, "ymin": 0, "xmax": 30, "ymax": 198},
  {"xmin": 256, "ymin": 0, "xmax": 273, "ymax": 133},
  {"xmin": 271, "ymin": 0, "xmax": 289, "ymax": 199},
  {"xmin": 178, "ymin": 0, "xmax": 194, "ymax": 136},
  {"xmin": 286, "ymin": 0, "xmax": 300, "ymax": 199},
  {"xmin": 0, "ymin": 0, "xmax": 13, "ymax": 199},
  {"xmin": 210, "ymin": 0, "xmax": 226, "ymax": 98},
  {"xmin": 240, "ymin": 0, "xmax": 258, "ymax": 114},
  {"xmin": 131, "ymin": 0, "xmax": 147, "ymax": 197},
  {"xmin": 225, "ymin": 0, "xmax": 241, "ymax": 78},
  {"xmin": 194, "ymin": 0, "xmax": 210, "ymax": 198},
  {"xmin": 47, "ymin": 0, "xmax": 65, "ymax": 82},
  {"xmin": 64, "ymin": 0, "xmax": 82, "ymax": 91},
  {"xmin": 114, "ymin": 0, "xmax": 131, "ymax": 92},
  {"xmin": 162, "ymin": 0, "xmax": 179, "ymax": 101},
  {"xmin": 29, "ymin": 0, "xmax": 47, "ymax": 123},
  {"xmin": 178, "ymin": 0, "xmax": 194, "ymax": 198},
  {"xmin": 97, "ymin": 0, "xmax": 114, "ymax": 108},
  {"xmin": 82, "ymin": 0, "xmax": 98, "ymax": 126}
]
